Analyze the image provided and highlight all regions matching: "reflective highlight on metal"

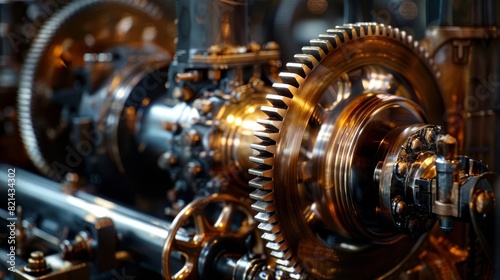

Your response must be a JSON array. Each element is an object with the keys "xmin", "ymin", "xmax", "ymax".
[
  {"xmin": 1, "ymin": 0, "xmax": 498, "ymax": 279},
  {"xmin": 249, "ymin": 23, "xmax": 447, "ymax": 278}
]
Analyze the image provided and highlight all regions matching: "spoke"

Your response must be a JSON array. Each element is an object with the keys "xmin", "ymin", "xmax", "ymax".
[
  {"xmin": 172, "ymin": 262, "xmax": 194, "ymax": 280},
  {"xmin": 173, "ymin": 238, "xmax": 198, "ymax": 256},
  {"xmin": 214, "ymin": 203, "xmax": 236, "ymax": 233},
  {"xmin": 192, "ymin": 209, "xmax": 213, "ymax": 235}
]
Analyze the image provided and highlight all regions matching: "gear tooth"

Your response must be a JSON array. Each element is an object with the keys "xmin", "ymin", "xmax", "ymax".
[
  {"xmin": 406, "ymin": 33, "xmax": 414, "ymax": 46},
  {"xmin": 270, "ymin": 249, "xmax": 293, "ymax": 260},
  {"xmin": 278, "ymin": 264, "xmax": 299, "ymax": 274},
  {"xmin": 249, "ymin": 154, "xmax": 274, "ymax": 165},
  {"xmin": 250, "ymin": 23, "xmax": 440, "ymax": 280},
  {"xmin": 256, "ymin": 118, "xmax": 282, "ymax": 132},
  {"xmin": 326, "ymin": 28, "xmax": 350, "ymax": 42},
  {"xmin": 302, "ymin": 46, "xmax": 326, "ymax": 61},
  {"xmin": 248, "ymin": 165, "xmax": 274, "ymax": 178},
  {"xmin": 260, "ymin": 105, "xmax": 286, "ymax": 120},
  {"xmin": 293, "ymin": 53, "xmax": 318, "ymax": 69},
  {"xmin": 266, "ymin": 241, "xmax": 288, "ymax": 251},
  {"xmin": 253, "ymin": 130, "xmax": 279, "ymax": 142},
  {"xmin": 258, "ymin": 222, "xmax": 280, "ymax": 233},
  {"xmin": 288, "ymin": 271, "xmax": 306, "ymax": 279},
  {"xmin": 276, "ymin": 258, "xmax": 296, "ymax": 268},
  {"xmin": 249, "ymin": 177, "xmax": 273, "ymax": 190},
  {"xmin": 272, "ymin": 83, "xmax": 296, "ymax": 99},
  {"xmin": 286, "ymin": 62, "xmax": 310, "ymax": 78},
  {"xmin": 319, "ymin": 34, "xmax": 342, "ymax": 49},
  {"xmin": 380, "ymin": 24, "xmax": 389, "ymax": 36},
  {"xmin": 266, "ymin": 94, "xmax": 292, "ymax": 109},
  {"xmin": 393, "ymin": 27, "xmax": 401, "ymax": 41},
  {"xmin": 261, "ymin": 232, "xmax": 284, "ymax": 243},
  {"xmin": 310, "ymin": 39, "xmax": 334, "ymax": 54},
  {"xmin": 250, "ymin": 189, "xmax": 274, "ymax": 202},
  {"xmin": 255, "ymin": 211, "xmax": 277, "ymax": 223},
  {"xmin": 251, "ymin": 201, "xmax": 275, "ymax": 213},
  {"xmin": 363, "ymin": 22, "xmax": 377, "ymax": 35},
  {"xmin": 279, "ymin": 72, "xmax": 304, "ymax": 88},
  {"xmin": 336, "ymin": 25, "xmax": 359, "ymax": 39}
]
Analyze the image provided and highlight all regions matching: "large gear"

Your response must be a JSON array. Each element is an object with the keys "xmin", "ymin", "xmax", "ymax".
[
  {"xmin": 249, "ymin": 23, "xmax": 447, "ymax": 279},
  {"xmin": 17, "ymin": 0, "xmax": 176, "ymax": 179}
]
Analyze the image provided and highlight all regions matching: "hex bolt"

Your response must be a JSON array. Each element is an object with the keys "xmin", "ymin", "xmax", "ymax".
[{"xmin": 24, "ymin": 251, "xmax": 51, "ymax": 275}]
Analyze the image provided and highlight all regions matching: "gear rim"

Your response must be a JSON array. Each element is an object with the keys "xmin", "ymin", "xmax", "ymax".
[{"xmin": 250, "ymin": 23, "xmax": 446, "ymax": 279}]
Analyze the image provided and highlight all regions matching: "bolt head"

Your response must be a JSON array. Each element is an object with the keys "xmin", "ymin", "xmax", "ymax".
[
  {"xmin": 411, "ymin": 138, "xmax": 422, "ymax": 152},
  {"xmin": 396, "ymin": 161, "xmax": 408, "ymax": 177}
]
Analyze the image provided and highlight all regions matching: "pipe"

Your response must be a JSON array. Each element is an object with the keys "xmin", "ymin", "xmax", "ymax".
[{"xmin": 0, "ymin": 164, "xmax": 183, "ymax": 275}]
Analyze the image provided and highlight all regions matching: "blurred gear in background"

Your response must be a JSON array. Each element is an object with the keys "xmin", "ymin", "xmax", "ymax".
[{"xmin": 0, "ymin": 0, "xmax": 67, "ymax": 166}]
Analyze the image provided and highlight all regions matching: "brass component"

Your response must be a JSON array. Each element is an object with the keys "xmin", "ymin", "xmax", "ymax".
[
  {"xmin": 162, "ymin": 194, "xmax": 261, "ymax": 280},
  {"xmin": 24, "ymin": 251, "xmax": 51, "ymax": 275},
  {"xmin": 250, "ymin": 23, "xmax": 445, "ymax": 279}
]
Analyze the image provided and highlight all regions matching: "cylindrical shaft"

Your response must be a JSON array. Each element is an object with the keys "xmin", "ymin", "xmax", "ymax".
[{"xmin": 0, "ymin": 164, "xmax": 183, "ymax": 274}]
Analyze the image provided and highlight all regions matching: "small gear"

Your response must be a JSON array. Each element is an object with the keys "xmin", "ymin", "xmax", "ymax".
[
  {"xmin": 249, "ymin": 23, "xmax": 446, "ymax": 279},
  {"xmin": 17, "ymin": 0, "xmax": 176, "ymax": 179}
]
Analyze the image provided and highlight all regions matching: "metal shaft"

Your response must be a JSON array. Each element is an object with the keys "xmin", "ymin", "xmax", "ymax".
[{"xmin": 0, "ymin": 164, "xmax": 183, "ymax": 275}]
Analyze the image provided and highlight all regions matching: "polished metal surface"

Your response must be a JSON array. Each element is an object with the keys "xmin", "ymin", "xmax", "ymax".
[
  {"xmin": 1, "ymin": 1, "xmax": 498, "ymax": 279},
  {"xmin": 162, "ymin": 194, "xmax": 260, "ymax": 280},
  {"xmin": 249, "ymin": 23, "xmax": 447, "ymax": 278},
  {"xmin": 0, "ymin": 163, "xmax": 183, "ymax": 274}
]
